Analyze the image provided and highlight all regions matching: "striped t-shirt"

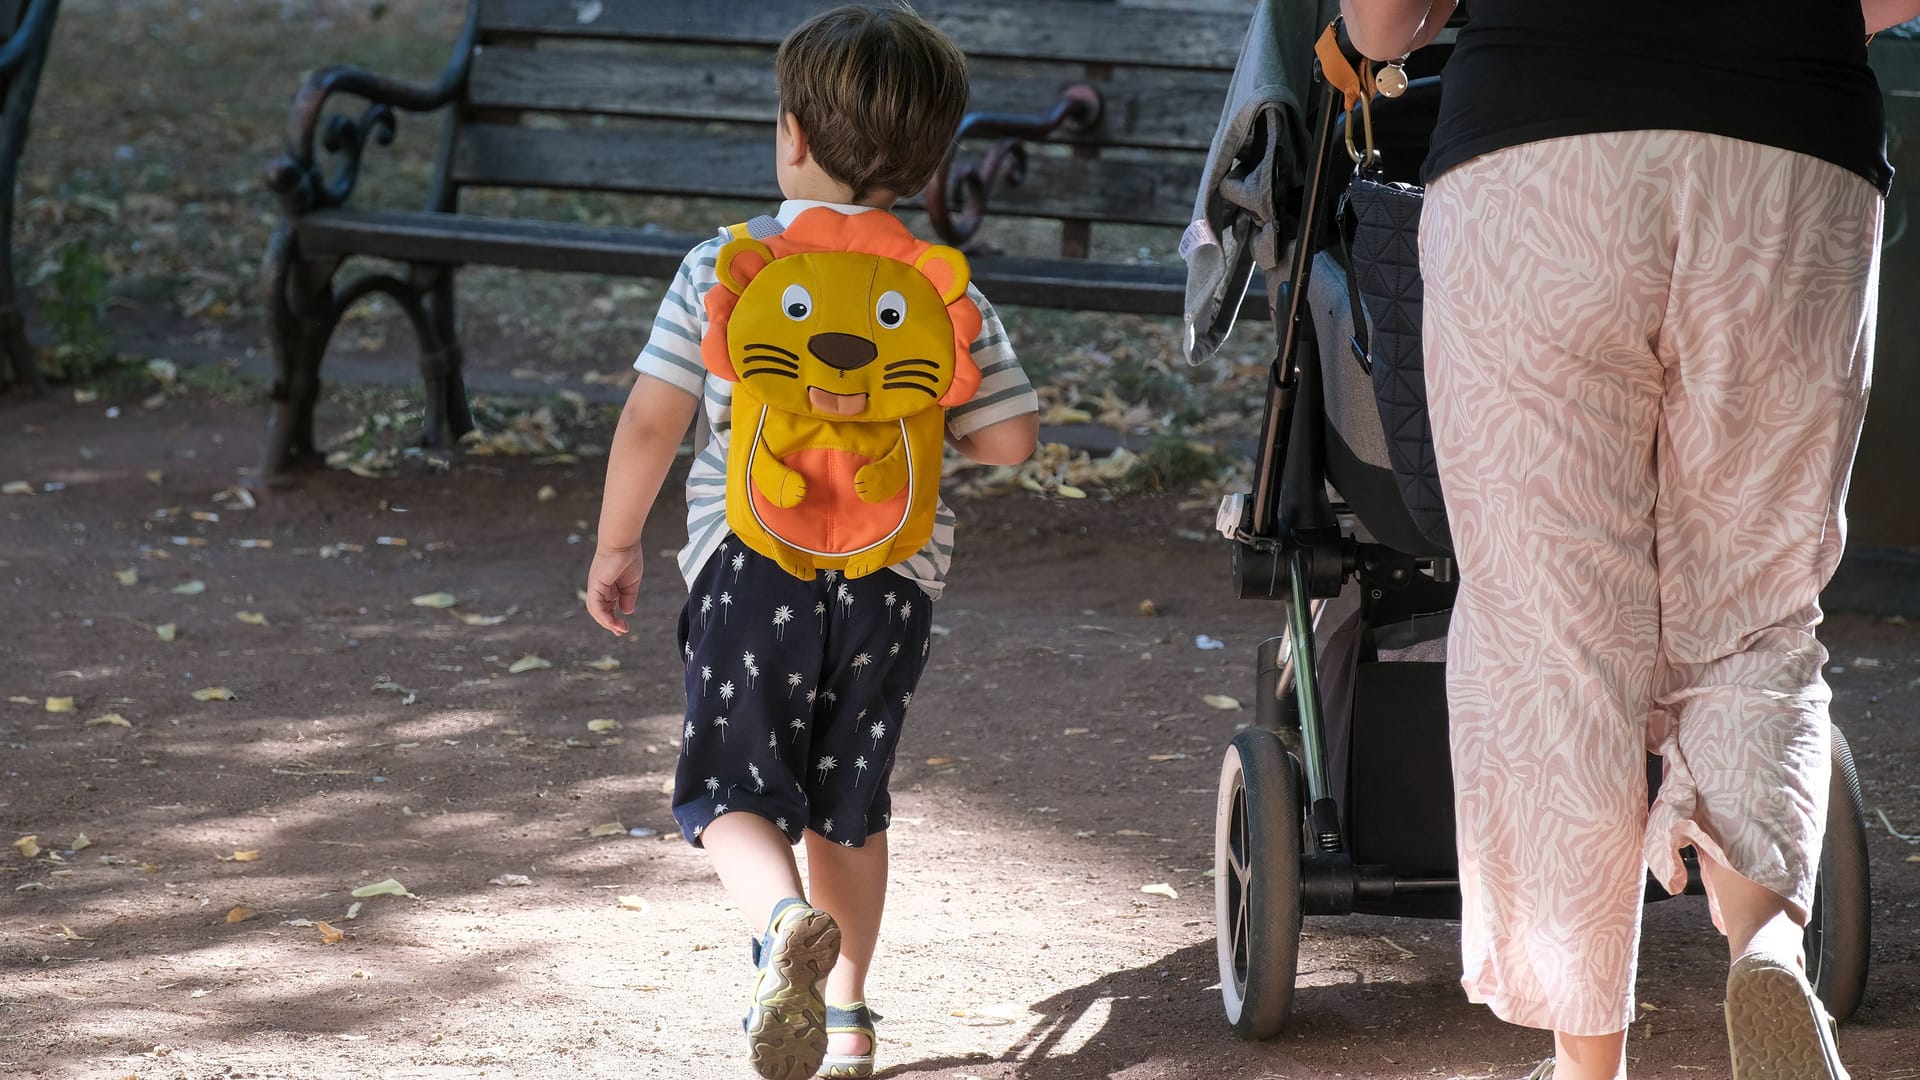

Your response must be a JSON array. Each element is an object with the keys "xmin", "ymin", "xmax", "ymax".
[{"xmin": 633, "ymin": 199, "xmax": 1038, "ymax": 600}]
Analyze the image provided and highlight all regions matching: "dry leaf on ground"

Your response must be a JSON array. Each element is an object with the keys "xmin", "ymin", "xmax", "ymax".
[
  {"xmin": 2, "ymin": 480, "xmax": 32, "ymax": 495},
  {"xmin": 315, "ymin": 920, "xmax": 344, "ymax": 944},
  {"xmin": 349, "ymin": 877, "xmax": 417, "ymax": 899},
  {"xmin": 587, "ymin": 822, "xmax": 626, "ymax": 838},
  {"xmin": 1140, "ymin": 883, "xmax": 1179, "ymax": 899},
  {"xmin": 536, "ymin": 484, "xmax": 558, "ymax": 502},
  {"xmin": 58, "ymin": 924, "xmax": 94, "ymax": 941},
  {"xmin": 234, "ymin": 612, "xmax": 268, "ymax": 626},
  {"xmin": 925, "ymin": 756, "xmax": 953, "ymax": 767},
  {"xmin": 1202, "ymin": 694, "xmax": 1242, "ymax": 711},
  {"xmin": 617, "ymin": 895, "xmax": 648, "ymax": 912},
  {"xmin": 226, "ymin": 905, "xmax": 254, "ymax": 923},
  {"xmin": 13, "ymin": 835, "xmax": 40, "ymax": 858},
  {"xmin": 454, "ymin": 611, "xmax": 509, "ymax": 626},
  {"xmin": 508, "ymin": 655, "xmax": 552, "ymax": 674},
  {"xmin": 70, "ymin": 834, "xmax": 91, "ymax": 852},
  {"xmin": 225, "ymin": 850, "xmax": 261, "ymax": 862},
  {"xmin": 587, "ymin": 719, "xmax": 620, "ymax": 733},
  {"xmin": 583, "ymin": 657, "xmax": 620, "ymax": 671},
  {"xmin": 155, "ymin": 623, "xmax": 177, "ymax": 642},
  {"xmin": 86, "ymin": 713, "xmax": 131, "ymax": 728},
  {"xmin": 191, "ymin": 687, "xmax": 237, "ymax": 702},
  {"xmin": 489, "ymin": 874, "xmax": 533, "ymax": 887},
  {"xmin": 114, "ymin": 568, "xmax": 138, "ymax": 586},
  {"xmin": 171, "ymin": 580, "xmax": 206, "ymax": 596},
  {"xmin": 44, "ymin": 697, "xmax": 74, "ymax": 713},
  {"xmin": 410, "ymin": 591, "xmax": 458, "ymax": 609}
]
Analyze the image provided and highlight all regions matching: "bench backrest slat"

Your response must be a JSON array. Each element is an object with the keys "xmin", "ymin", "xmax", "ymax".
[
  {"xmin": 475, "ymin": 0, "xmax": 1245, "ymax": 70},
  {"xmin": 451, "ymin": 123, "xmax": 1195, "ymax": 228},
  {"xmin": 467, "ymin": 46, "xmax": 1235, "ymax": 153}
]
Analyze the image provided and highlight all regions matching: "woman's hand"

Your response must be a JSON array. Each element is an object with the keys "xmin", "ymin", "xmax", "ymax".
[
  {"xmin": 1340, "ymin": 0, "xmax": 1457, "ymax": 61},
  {"xmin": 1864, "ymin": 0, "xmax": 1920, "ymax": 33},
  {"xmin": 586, "ymin": 546, "xmax": 645, "ymax": 635}
]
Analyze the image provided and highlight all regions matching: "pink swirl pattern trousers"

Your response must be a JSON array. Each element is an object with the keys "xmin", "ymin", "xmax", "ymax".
[{"xmin": 1419, "ymin": 130, "xmax": 1882, "ymax": 1036}]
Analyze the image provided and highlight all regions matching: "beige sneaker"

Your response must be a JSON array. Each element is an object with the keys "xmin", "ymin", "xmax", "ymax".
[{"xmin": 1725, "ymin": 951, "xmax": 1848, "ymax": 1080}]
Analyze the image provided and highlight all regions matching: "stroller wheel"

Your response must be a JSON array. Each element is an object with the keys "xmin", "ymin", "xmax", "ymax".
[
  {"xmin": 1215, "ymin": 728, "xmax": 1304, "ymax": 1040},
  {"xmin": 1805, "ymin": 724, "xmax": 1871, "ymax": 1023}
]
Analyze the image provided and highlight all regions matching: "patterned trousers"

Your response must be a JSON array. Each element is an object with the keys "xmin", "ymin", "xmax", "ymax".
[{"xmin": 1420, "ymin": 131, "xmax": 1881, "ymax": 1035}]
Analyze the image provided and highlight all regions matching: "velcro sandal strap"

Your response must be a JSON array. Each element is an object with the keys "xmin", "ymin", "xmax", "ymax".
[{"xmin": 825, "ymin": 1003, "xmax": 879, "ymax": 1033}]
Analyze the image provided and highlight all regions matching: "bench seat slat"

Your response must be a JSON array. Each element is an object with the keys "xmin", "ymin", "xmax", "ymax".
[
  {"xmin": 476, "ymin": 0, "xmax": 1244, "ymax": 70},
  {"xmin": 293, "ymin": 208, "xmax": 1249, "ymax": 317},
  {"xmin": 450, "ymin": 123, "xmax": 1198, "ymax": 228},
  {"xmin": 467, "ymin": 47, "xmax": 1234, "ymax": 153}
]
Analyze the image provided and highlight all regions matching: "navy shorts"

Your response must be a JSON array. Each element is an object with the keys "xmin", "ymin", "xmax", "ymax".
[{"xmin": 671, "ymin": 536, "xmax": 933, "ymax": 848}]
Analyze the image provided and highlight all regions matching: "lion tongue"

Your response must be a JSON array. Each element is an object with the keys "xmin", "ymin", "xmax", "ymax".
[{"xmin": 808, "ymin": 388, "xmax": 869, "ymax": 417}]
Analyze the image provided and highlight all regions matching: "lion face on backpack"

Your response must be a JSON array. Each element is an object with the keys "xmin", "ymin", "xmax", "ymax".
[{"xmin": 710, "ymin": 242, "xmax": 978, "ymax": 422}]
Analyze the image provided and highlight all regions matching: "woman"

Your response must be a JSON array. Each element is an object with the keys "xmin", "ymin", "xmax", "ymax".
[{"xmin": 1338, "ymin": 2, "xmax": 1920, "ymax": 1078}]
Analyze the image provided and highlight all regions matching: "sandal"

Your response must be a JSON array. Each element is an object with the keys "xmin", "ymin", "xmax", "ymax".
[
  {"xmin": 1725, "ymin": 950, "xmax": 1849, "ymax": 1080},
  {"xmin": 742, "ymin": 898, "xmax": 842, "ymax": 1080},
  {"xmin": 819, "ymin": 1002, "xmax": 880, "ymax": 1078},
  {"xmin": 1521, "ymin": 1060, "xmax": 1554, "ymax": 1080}
]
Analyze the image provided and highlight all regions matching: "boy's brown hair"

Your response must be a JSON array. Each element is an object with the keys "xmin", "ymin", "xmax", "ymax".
[{"xmin": 775, "ymin": 4, "xmax": 969, "ymax": 200}]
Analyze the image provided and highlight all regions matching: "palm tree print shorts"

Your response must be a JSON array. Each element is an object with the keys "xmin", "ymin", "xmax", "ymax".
[{"xmin": 671, "ymin": 535, "xmax": 934, "ymax": 848}]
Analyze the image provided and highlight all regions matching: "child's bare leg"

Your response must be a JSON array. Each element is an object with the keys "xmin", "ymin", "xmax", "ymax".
[
  {"xmin": 804, "ymin": 829, "xmax": 887, "ymax": 1055},
  {"xmin": 705, "ymin": 812, "xmax": 807, "ymax": 926}
]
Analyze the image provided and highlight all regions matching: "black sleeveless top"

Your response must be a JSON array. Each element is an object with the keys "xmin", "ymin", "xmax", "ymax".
[{"xmin": 1423, "ymin": 1, "xmax": 1892, "ymax": 194}]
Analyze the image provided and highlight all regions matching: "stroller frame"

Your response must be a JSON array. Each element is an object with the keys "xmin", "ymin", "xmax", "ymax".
[{"xmin": 1209, "ymin": 19, "xmax": 1874, "ymax": 1041}]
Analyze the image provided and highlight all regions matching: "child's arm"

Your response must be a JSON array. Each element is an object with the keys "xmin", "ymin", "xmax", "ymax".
[
  {"xmin": 586, "ymin": 376, "xmax": 698, "ymax": 635},
  {"xmin": 946, "ymin": 288, "xmax": 1040, "ymax": 466},
  {"xmin": 950, "ymin": 413, "xmax": 1039, "ymax": 466}
]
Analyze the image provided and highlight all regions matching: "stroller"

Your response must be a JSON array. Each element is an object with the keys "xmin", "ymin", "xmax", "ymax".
[{"xmin": 1201, "ymin": 18, "xmax": 1875, "ymax": 1040}]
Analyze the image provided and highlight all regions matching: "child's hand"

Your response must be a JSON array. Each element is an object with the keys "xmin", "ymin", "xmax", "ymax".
[{"xmin": 586, "ymin": 546, "xmax": 646, "ymax": 635}]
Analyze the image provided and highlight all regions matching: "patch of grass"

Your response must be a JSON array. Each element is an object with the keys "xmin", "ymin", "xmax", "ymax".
[
  {"xmin": 1120, "ymin": 432, "xmax": 1227, "ymax": 494},
  {"xmin": 32, "ymin": 243, "xmax": 115, "ymax": 381}
]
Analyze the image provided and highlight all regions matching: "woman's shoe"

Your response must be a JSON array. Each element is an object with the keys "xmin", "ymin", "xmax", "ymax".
[
  {"xmin": 1725, "ymin": 950, "xmax": 1849, "ymax": 1080},
  {"xmin": 743, "ymin": 898, "xmax": 842, "ymax": 1080},
  {"xmin": 818, "ymin": 1003, "xmax": 879, "ymax": 1078}
]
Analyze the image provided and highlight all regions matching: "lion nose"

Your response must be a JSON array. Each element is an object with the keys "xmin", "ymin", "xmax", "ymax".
[{"xmin": 808, "ymin": 332, "xmax": 878, "ymax": 371}]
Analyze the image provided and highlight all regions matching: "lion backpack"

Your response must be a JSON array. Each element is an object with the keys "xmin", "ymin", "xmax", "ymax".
[{"xmin": 700, "ymin": 207, "xmax": 983, "ymax": 581}]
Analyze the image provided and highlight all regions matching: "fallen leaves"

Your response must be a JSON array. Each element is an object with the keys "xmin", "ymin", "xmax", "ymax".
[
  {"xmin": 453, "ymin": 611, "xmax": 509, "ymax": 627},
  {"xmin": 44, "ymin": 696, "xmax": 74, "ymax": 713},
  {"xmin": 507, "ymin": 655, "xmax": 552, "ymax": 674},
  {"xmin": 349, "ymin": 877, "xmax": 416, "ymax": 900},
  {"xmin": 226, "ymin": 905, "xmax": 254, "ymax": 923},
  {"xmin": 1203, "ymin": 694, "xmax": 1242, "ymax": 711},
  {"xmin": 191, "ymin": 687, "xmax": 237, "ymax": 702},
  {"xmin": 14, "ymin": 835, "xmax": 40, "ymax": 858},
  {"xmin": 57, "ymin": 924, "xmax": 94, "ymax": 942},
  {"xmin": 617, "ymin": 895, "xmax": 648, "ymax": 912},
  {"xmin": 410, "ymin": 591, "xmax": 458, "ymax": 609},
  {"xmin": 586, "ymin": 822, "xmax": 626, "ymax": 838},
  {"xmin": 114, "ymin": 567, "xmax": 139, "ymax": 586},
  {"xmin": 223, "ymin": 850, "xmax": 262, "ymax": 863},
  {"xmin": 488, "ymin": 874, "xmax": 532, "ymax": 887},
  {"xmin": 2, "ymin": 480, "xmax": 33, "ymax": 495},
  {"xmin": 1140, "ymin": 883, "xmax": 1179, "ymax": 899},
  {"xmin": 70, "ymin": 834, "xmax": 91, "ymax": 852},
  {"xmin": 155, "ymin": 623, "xmax": 177, "ymax": 642},
  {"xmin": 924, "ymin": 756, "xmax": 954, "ymax": 767},
  {"xmin": 582, "ymin": 656, "xmax": 620, "ymax": 672},
  {"xmin": 586, "ymin": 719, "xmax": 621, "ymax": 733},
  {"xmin": 371, "ymin": 675, "xmax": 418, "ymax": 706},
  {"xmin": 536, "ymin": 484, "xmax": 558, "ymax": 502},
  {"xmin": 234, "ymin": 611, "xmax": 269, "ymax": 626},
  {"xmin": 315, "ymin": 920, "xmax": 345, "ymax": 945},
  {"xmin": 170, "ymin": 579, "xmax": 206, "ymax": 596}
]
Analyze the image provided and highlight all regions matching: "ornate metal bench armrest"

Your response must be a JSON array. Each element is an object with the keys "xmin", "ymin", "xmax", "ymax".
[
  {"xmin": 0, "ymin": 0, "xmax": 58, "ymax": 82},
  {"xmin": 265, "ymin": 6, "xmax": 479, "ymax": 216},
  {"xmin": 926, "ymin": 83, "xmax": 1102, "ymax": 248}
]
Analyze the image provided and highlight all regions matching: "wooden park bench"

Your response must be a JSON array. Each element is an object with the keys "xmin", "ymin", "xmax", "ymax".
[{"xmin": 259, "ymin": 0, "xmax": 1254, "ymax": 477}]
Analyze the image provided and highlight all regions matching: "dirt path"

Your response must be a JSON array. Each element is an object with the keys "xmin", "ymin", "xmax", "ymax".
[{"xmin": 3, "ymin": 397, "xmax": 1917, "ymax": 1079}]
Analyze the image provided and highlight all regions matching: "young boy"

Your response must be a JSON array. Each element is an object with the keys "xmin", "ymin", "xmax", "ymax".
[{"xmin": 584, "ymin": 7, "xmax": 1039, "ymax": 1078}]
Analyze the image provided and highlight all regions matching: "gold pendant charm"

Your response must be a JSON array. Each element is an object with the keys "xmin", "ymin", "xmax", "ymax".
[{"xmin": 1376, "ymin": 60, "xmax": 1408, "ymax": 99}]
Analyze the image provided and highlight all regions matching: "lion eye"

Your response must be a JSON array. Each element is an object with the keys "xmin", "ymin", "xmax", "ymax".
[
  {"xmin": 781, "ymin": 284, "xmax": 812, "ymax": 321},
  {"xmin": 875, "ymin": 290, "xmax": 907, "ymax": 329}
]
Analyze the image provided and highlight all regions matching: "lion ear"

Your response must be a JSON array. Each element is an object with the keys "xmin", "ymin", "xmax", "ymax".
[
  {"xmin": 716, "ymin": 236, "xmax": 775, "ymax": 296},
  {"xmin": 914, "ymin": 245, "xmax": 971, "ymax": 306}
]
